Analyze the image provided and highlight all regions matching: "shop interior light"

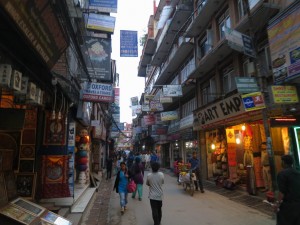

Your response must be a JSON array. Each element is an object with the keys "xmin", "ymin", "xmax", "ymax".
[
  {"xmin": 211, "ymin": 143, "xmax": 216, "ymax": 150},
  {"xmin": 236, "ymin": 137, "xmax": 241, "ymax": 144},
  {"xmin": 242, "ymin": 124, "xmax": 246, "ymax": 131}
]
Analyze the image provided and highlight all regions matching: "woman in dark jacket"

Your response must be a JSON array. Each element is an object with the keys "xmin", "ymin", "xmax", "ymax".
[{"xmin": 131, "ymin": 157, "xmax": 144, "ymax": 201}]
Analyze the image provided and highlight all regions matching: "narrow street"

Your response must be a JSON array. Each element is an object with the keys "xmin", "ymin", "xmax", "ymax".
[{"xmin": 81, "ymin": 170, "xmax": 275, "ymax": 225}]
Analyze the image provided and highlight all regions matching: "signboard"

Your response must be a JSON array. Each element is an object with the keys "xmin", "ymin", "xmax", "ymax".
[
  {"xmin": 241, "ymin": 92, "xmax": 266, "ymax": 111},
  {"xmin": 163, "ymin": 85, "xmax": 183, "ymax": 97},
  {"xmin": 120, "ymin": 30, "xmax": 138, "ymax": 57},
  {"xmin": 161, "ymin": 111, "xmax": 178, "ymax": 121},
  {"xmin": 88, "ymin": 0, "xmax": 118, "ymax": 13},
  {"xmin": 131, "ymin": 96, "xmax": 139, "ymax": 106},
  {"xmin": 235, "ymin": 77, "xmax": 259, "ymax": 93},
  {"xmin": 86, "ymin": 13, "xmax": 116, "ymax": 33},
  {"xmin": 179, "ymin": 114, "xmax": 194, "ymax": 130},
  {"xmin": 224, "ymin": 28, "xmax": 244, "ymax": 53},
  {"xmin": 81, "ymin": 37, "xmax": 111, "ymax": 81},
  {"xmin": 0, "ymin": 1, "xmax": 68, "ymax": 69},
  {"xmin": 143, "ymin": 114, "xmax": 155, "ymax": 125},
  {"xmin": 150, "ymin": 100, "xmax": 164, "ymax": 112},
  {"xmin": 267, "ymin": 2, "xmax": 300, "ymax": 83},
  {"xmin": 270, "ymin": 85, "xmax": 299, "ymax": 103},
  {"xmin": 194, "ymin": 93, "xmax": 245, "ymax": 129},
  {"xmin": 81, "ymin": 82, "xmax": 114, "ymax": 103},
  {"xmin": 241, "ymin": 34, "xmax": 256, "ymax": 58}
]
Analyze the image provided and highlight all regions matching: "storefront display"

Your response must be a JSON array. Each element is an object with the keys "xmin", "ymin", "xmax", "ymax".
[{"xmin": 0, "ymin": 197, "xmax": 72, "ymax": 225}]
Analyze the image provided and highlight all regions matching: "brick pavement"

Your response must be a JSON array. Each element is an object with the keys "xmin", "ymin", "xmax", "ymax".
[{"xmin": 81, "ymin": 178, "xmax": 114, "ymax": 225}]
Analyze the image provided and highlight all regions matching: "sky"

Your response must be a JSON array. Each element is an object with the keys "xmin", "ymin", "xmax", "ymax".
[{"xmin": 111, "ymin": 0, "xmax": 154, "ymax": 124}]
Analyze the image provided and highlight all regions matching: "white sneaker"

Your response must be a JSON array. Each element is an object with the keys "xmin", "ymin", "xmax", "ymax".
[
  {"xmin": 124, "ymin": 205, "xmax": 127, "ymax": 210},
  {"xmin": 121, "ymin": 207, "xmax": 124, "ymax": 214}
]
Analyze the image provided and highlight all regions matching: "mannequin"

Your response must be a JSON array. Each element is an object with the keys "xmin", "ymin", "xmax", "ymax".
[{"xmin": 260, "ymin": 143, "xmax": 272, "ymax": 192}]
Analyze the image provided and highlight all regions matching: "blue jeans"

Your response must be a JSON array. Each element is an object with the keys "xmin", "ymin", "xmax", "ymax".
[{"xmin": 119, "ymin": 192, "xmax": 128, "ymax": 207}]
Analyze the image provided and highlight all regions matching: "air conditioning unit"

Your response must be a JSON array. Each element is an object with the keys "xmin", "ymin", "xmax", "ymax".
[
  {"xmin": 11, "ymin": 70, "xmax": 22, "ymax": 92},
  {"xmin": 0, "ymin": 64, "xmax": 12, "ymax": 87},
  {"xmin": 27, "ymin": 82, "xmax": 36, "ymax": 101}
]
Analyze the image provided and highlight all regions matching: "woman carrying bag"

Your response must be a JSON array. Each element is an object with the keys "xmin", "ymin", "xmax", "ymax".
[
  {"xmin": 131, "ymin": 157, "xmax": 144, "ymax": 201},
  {"xmin": 113, "ymin": 162, "xmax": 131, "ymax": 214}
]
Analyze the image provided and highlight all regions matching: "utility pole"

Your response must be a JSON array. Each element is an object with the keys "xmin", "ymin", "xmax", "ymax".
[{"xmin": 243, "ymin": 0, "xmax": 278, "ymax": 194}]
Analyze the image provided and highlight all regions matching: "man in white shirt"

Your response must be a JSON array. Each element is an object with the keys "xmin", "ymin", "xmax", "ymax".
[{"xmin": 146, "ymin": 162, "xmax": 164, "ymax": 225}]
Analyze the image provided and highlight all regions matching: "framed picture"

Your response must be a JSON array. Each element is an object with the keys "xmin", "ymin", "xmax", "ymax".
[
  {"xmin": 19, "ymin": 160, "xmax": 35, "ymax": 172},
  {"xmin": 0, "ymin": 203, "xmax": 37, "ymax": 225},
  {"xmin": 20, "ymin": 145, "xmax": 35, "ymax": 159},
  {"xmin": 43, "ymin": 112, "xmax": 66, "ymax": 145},
  {"xmin": 0, "ymin": 172, "xmax": 8, "ymax": 208},
  {"xmin": 11, "ymin": 197, "xmax": 45, "ymax": 217},
  {"xmin": 15, "ymin": 173, "xmax": 36, "ymax": 199},
  {"xmin": 24, "ymin": 108, "xmax": 37, "ymax": 129}
]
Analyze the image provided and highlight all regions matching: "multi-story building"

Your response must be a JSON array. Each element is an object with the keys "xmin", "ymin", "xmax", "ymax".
[{"xmin": 137, "ymin": 0, "xmax": 300, "ymax": 195}]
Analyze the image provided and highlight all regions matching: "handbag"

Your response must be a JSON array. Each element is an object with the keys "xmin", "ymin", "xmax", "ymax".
[{"xmin": 127, "ymin": 180, "xmax": 136, "ymax": 193}]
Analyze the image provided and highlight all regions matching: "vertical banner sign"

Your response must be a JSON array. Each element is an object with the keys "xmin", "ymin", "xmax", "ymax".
[
  {"xmin": 120, "ymin": 30, "xmax": 138, "ymax": 57},
  {"xmin": 81, "ymin": 37, "xmax": 111, "ymax": 81},
  {"xmin": 68, "ymin": 122, "xmax": 76, "ymax": 197}
]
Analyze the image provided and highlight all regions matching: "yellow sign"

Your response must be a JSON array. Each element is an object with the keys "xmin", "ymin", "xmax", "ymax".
[{"xmin": 271, "ymin": 85, "xmax": 299, "ymax": 103}]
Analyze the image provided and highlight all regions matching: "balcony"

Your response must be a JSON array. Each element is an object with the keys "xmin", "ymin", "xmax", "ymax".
[
  {"xmin": 185, "ymin": 0, "xmax": 226, "ymax": 37},
  {"xmin": 189, "ymin": 39, "xmax": 233, "ymax": 79},
  {"xmin": 154, "ymin": 40, "xmax": 194, "ymax": 85},
  {"xmin": 151, "ymin": 6, "xmax": 193, "ymax": 66},
  {"xmin": 137, "ymin": 37, "xmax": 157, "ymax": 77},
  {"xmin": 235, "ymin": 0, "xmax": 280, "ymax": 34}
]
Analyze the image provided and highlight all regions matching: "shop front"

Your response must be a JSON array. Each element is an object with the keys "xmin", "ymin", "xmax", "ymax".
[{"xmin": 194, "ymin": 93, "xmax": 283, "ymax": 195}]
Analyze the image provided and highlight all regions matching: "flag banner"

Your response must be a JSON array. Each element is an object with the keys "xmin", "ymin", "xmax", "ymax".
[
  {"xmin": 163, "ymin": 85, "xmax": 183, "ymax": 97},
  {"xmin": 81, "ymin": 37, "xmax": 111, "ymax": 81},
  {"xmin": 88, "ymin": 0, "xmax": 118, "ymax": 13},
  {"xmin": 120, "ymin": 30, "xmax": 138, "ymax": 57}
]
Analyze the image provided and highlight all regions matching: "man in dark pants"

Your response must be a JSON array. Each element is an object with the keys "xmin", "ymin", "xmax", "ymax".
[
  {"xmin": 189, "ymin": 151, "xmax": 204, "ymax": 193},
  {"xmin": 146, "ymin": 162, "xmax": 164, "ymax": 225},
  {"xmin": 106, "ymin": 157, "xmax": 113, "ymax": 180},
  {"xmin": 274, "ymin": 155, "xmax": 300, "ymax": 225}
]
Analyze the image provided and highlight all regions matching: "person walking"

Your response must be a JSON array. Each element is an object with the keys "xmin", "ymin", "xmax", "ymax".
[
  {"xmin": 131, "ymin": 157, "xmax": 144, "ymax": 201},
  {"xmin": 188, "ymin": 151, "xmax": 204, "ymax": 193},
  {"xmin": 113, "ymin": 162, "xmax": 131, "ymax": 214},
  {"xmin": 106, "ymin": 156, "xmax": 113, "ymax": 180},
  {"xmin": 274, "ymin": 155, "xmax": 300, "ymax": 225},
  {"xmin": 146, "ymin": 162, "xmax": 164, "ymax": 225}
]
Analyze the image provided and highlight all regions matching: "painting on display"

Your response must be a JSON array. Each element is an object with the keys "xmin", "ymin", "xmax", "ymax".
[
  {"xmin": 20, "ymin": 145, "xmax": 35, "ymax": 159},
  {"xmin": 15, "ymin": 173, "xmax": 36, "ymax": 199},
  {"xmin": 4, "ymin": 171, "xmax": 18, "ymax": 200},
  {"xmin": 43, "ymin": 111, "xmax": 66, "ymax": 145}
]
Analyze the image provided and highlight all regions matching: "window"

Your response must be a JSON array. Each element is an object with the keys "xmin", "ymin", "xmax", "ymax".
[
  {"xmin": 218, "ymin": 9, "xmax": 231, "ymax": 39},
  {"xmin": 201, "ymin": 76, "xmax": 216, "ymax": 105},
  {"xmin": 238, "ymin": 0, "xmax": 247, "ymax": 19},
  {"xmin": 182, "ymin": 98, "xmax": 196, "ymax": 117},
  {"xmin": 223, "ymin": 67, "xmax": 237, "ymax": 94},
  {"xmin": 197, "ymin": 31, "xmax": 212, "ymax": 59}
]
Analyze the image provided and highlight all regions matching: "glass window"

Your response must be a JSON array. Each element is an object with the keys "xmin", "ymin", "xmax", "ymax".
[
  {"xmin": 218, "ymin": 9, "xmax": 231, "ymax": 39},
  {"xmin": 222, "ymin": 67, "xmax": 237, "ymax": 94}
]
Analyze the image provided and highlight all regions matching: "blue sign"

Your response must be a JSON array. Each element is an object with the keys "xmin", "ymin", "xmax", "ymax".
[
  {"xmin": 89, "ymin": 0, "xmax": 118, "ymax": 13},
  {"xmin": 120, "ymin": 30, "xmax": 138, "ymax": 57},
  {"xmin": 242, "ymin": 96, "xmax": 255, "ymax": 109}
]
